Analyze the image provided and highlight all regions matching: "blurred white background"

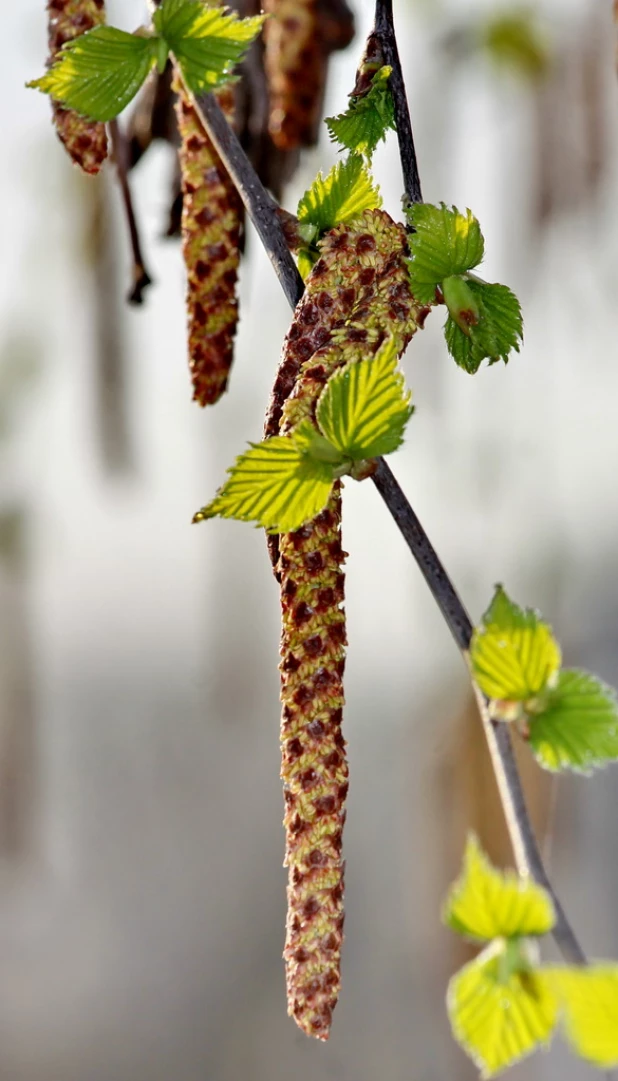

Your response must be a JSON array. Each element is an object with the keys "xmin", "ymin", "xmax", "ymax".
[{"xmin": 1, "ymin": 0, "xmax": 618, "ymax": 1077}]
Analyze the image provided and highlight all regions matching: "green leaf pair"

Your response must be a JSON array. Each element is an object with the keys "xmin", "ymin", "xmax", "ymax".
[
  {"xmin": 470, "ymin": 586, "xmax": 618, "ymax": 773},
  {"xmin": 28, "ymin": 0, "xmax": 264, "ymax": 122},
  {"xmin": 445, "ymin": 837, "xmax": 618, "ymax": 1076},
  {"xmin": 194, "ymin": 337, "xmax": 413, "ymax": 533},
  {"xmin": 295, "ymin": 154, "xmax": 382, "ymax": 279},
  {"xmin": 326, "ymin": 66, "xmax": 396, "ymax": 159},
  {"xmin": 406, "ymin": 203, "xmax": 523, "ymax": 373}
]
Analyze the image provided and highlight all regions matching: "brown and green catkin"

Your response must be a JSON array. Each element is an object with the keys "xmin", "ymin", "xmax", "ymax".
[
  {"xmin": 173, "ymin": 75, "xmax": 243, "ymax": 406},
  {"xmin": 46, "ymin": 0, "xmax": 108, "ymax": 174},
  {"xmin": 268, "ymin": 209, "xmax": 429, "ymax": 1039},
  {"xmin": 263, "ymin": 0, "xmax": 355, "ymax": 150}
]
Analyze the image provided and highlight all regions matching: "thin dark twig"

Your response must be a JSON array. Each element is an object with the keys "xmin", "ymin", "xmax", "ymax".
[
  {"xmin": 374, "ymin": 0, "xmax": 423, "ymax": 205},
  {"xmin": 182, "ymin": 62, "xmax": 587, "ymax": 968},
  {"xmin": 108, "ymin": 119, "xmax": 153, "ymax": 305},
  {"xmin": 372, "ymin": 460, "xmax": 586, "ymax": 965},
  {"xmin": 191, "ymin": 91, "xmax": 305, "ymax": 310}
]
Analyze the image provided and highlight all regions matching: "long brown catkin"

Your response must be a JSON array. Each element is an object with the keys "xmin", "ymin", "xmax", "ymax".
[
  {"xmin": 173, "ymin": 76, "xmax": 243, "ymax": 406},
  {"xmin": 271, "ymin": 209, "xmax": 428, "ymax": 1038}
]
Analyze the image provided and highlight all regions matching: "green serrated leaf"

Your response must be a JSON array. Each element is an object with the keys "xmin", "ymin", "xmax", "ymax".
[
  {"xmin": 444, "ymin": 835, "xmax": 555, "ymax": 942},
  {"xmin": 28, "ymin": 27, "xmax": 158, "ymax": 122},
  {"xmin": 316, "ymin": 336, "xmax": 413, "ymax": 461},
  {"xmin": 546, "ymin": 965, "xmax": 618, "ymax": 1068},
  {"xmin": 326, "ymin": 66, "xmax": 396, "ymax": 158},
  {"xmin": 528, "ymin": 669, "xmax": 618, "ymax": 774},
  {"xmin": 448, "ymin": 942, "xmax": 559, "ymax": 1078},
  {"xmin": 445, "ymin": 279, "xmax": 523, "ymax": 373},
  {"xmin": 297, "ymin": 154, "xmax": 382, "ymax": 236},
  {"xmin": 193, "ymin": 422, "xmax": 335, "ymax": 534},
  {"xmin": 155, "ymin": 0, "xmax": 265, "ymax": 95},
  {"xmin": 406, "ymin": 203, "xmax": 485, "ymax": 305},
  {"xmin": 471, "ymin": 586, "xmax": 561, "ymax": 703}
]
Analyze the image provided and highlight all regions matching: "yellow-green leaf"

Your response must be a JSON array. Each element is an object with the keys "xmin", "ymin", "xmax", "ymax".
[
  {"xmin": 297, "ymin": 154, "xmax": 382, "ymax": 237},
  {"xmin": 193, "ymin": 423, "xmax": 335, "ymax": 534},
  {"xmin": 316, "ymin": 336, "xmax": 413, "ymax": 461},
  {"xmin": 326, "ymin": 66, "xmax": 396, "ymax": 159},
  {"xmin": 444, "ymin": 835, "xmax": 555, "ymax": 942},
  {"xmin": 28, "ymin": 27, "xmax": 158, "ymax": 122},
  {"xmin": 546, "ymin": 965, "xmax": 618, "ymax": 1068},
  {"xmin": 471, "ymin": 585, "xmax": 561, "ymax": 703},
  {"xmin": 448, "ymin": 943, "xmax": 559, "ymax": 1078},
  {"xmin": 529, "ymin": 668, "xmax": 618, "ymax": 774},
  {"xmin": 406, "ymin": 203, "xmax": 485, "ymax": 306},
  {"xmin": 155, "ymin": 0, "xmax": 264, "ymax": 95}
]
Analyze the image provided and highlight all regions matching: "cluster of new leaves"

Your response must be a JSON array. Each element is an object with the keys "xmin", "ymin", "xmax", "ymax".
[
  {"xmin": 194, "ymin": 337, "xmax": 413, "ymax": 533},
  {"xmin": 29, "ymin": 0, "xmax": 264, "ymax": 121},
  {"xmin": 326, "ymin": 65, "xmax": 396, "ymax": 158},
  {"xmin": 445, "ymin": 837, "xmax": 618, "ymax": 1076},
  {"xmin": 471, "ymin": 586, "xmax": 618, "ymax": 773},
  {"xmin": 406, "ymin": 203, "xmax": 523, "ymax": 373}
]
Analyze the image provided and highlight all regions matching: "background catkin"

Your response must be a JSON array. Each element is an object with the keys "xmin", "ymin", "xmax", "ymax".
[
  {"xmin": 262, "ymin": 0, "xmax": 355, "ymax": 150},
  {"xmin": 173, "ymin": 76, "xmax": 243, "ymax": 406},
  {"xmin": 271, "ymin": 209, "xmax": 428, "ymax": 1039},
  {"xmin": 46, "ymin": 0, "xmax": 108, "ymax": 174}
]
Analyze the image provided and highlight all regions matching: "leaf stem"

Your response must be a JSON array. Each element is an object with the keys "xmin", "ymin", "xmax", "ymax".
[{"xmin": 185, "ymin": 53, "xmax": 587, "ymax": 970}]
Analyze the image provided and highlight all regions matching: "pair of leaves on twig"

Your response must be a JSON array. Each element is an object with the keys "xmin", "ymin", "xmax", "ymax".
[
  {"xmin": 470, "ymin": 587, "xmax": 618, "ymax": 773},
  {"xmin": 29, "ymin": 0, "xmax": 264, "ymax": 122},
  {"xmin": 406, "ymin": 203, "xmax": 523, "ymax": 372},
  {"xmin": 445, "ymin": 837, "xmax": 618, "ymax": 1076},
  {"xmin": 194, "ymin": 337, "xmax": 412, "ymax": 533}
]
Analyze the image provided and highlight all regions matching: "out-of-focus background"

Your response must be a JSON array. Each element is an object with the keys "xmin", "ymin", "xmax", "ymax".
[{"xmin": 1, "ymin": 0, "xmax": 617, "ymax": 1077}]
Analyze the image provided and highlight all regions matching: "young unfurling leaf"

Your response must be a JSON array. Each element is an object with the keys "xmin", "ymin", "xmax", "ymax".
[
  {"xmin": 29, "ymin": 26, "xmax": 159, "ymax": 122},
  {"xmin": 444, "ymin": 279, "xmax": 523, "ymax": 373},
  {"xmin": 406, "ymin": 203, "xmax": 485, "ymax": 304},
  {"xmin": 193, "ymin": 422, "xmax": 337, "ymax": 534},
  {"xmin": 154, "ymin": 0, "xmax": 265, "ymax": 96},
  {"xmin": 528, "ymin": 669, "xmax": 618, "ymax": 774},
  {"xmin": 448, "ymin": 943, "xmax": 559, "ymax": 1078},
  {"xmin": 316, "ymin": 336, "xmax": 413, "ymax": 461},
  {"xmin": 443, "ymin": 835, "xmax": 555, "ymax": 942},
  {"xmin": 297, "ymin": 154, "xmax": 382, "ymax": 239},
  {"xmin": 470, "ymin": 585, "xmax": 561, "ymax": 705},
  {"xmin": 326, "ymin": 65, "xmax": 396, "ymax": 158}
]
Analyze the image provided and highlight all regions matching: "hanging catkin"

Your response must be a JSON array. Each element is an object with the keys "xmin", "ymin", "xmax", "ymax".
[
  {"xmin": 263, "ymin": 0, "xmax": 355, "ymax": 150},
  {"xmin": 46, "ymin": 0, "xmax": 108, "ymax": 174},
  {"xmin": 173, "ymin": 75, "xmax": 243, "ymax": 406},
  {"xmin": 269, "ymin": 209, "xmax": 428, "ymax": 1039}
]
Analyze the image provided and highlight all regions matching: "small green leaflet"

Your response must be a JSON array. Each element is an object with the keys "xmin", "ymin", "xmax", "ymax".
[
  {"xmin": 297, "ymin": 154, "xmax": 382, "ymax": 237},
  {"xmin": 443, "ymin": 835, "xmax": 555, "ymax": 942},
  {"xmin": 470, "ymin": 585, "xmax": 561, "ymax": 704},
  {"xmin": 444, "ymin": 279, "xmax": 523, "ymax": 373},
  {"xmin": 448, "ymin": 943, "xmax": 559, "ymax": 1078},
  {"xmin": 193, "ymin": 422, "xmax": 337, "ymax": 535},
  {"xmin": 528, "ymin": 669, "xmax": 618, "ymax": 774},
  {"xmin": 326, "ymin": 66, "xmax": 396, "ymax": 159},
  {"xmin": 545, "ymin": 966, "xmax": 618, "ymax": 1068},
  {"xmin": 28, "ymin": 27, "xmax": 159, "ymax": 122},
  {"xmin": 316, "ymin": 337, "xmax": 413, "ymax": 461},
  {"xmin": 154, "ymin": 0, "xmax": 265, "ymax": 96},
  {"xmin": 406, "ymin": 203, "xmax": 485, "ymax": 305}
]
